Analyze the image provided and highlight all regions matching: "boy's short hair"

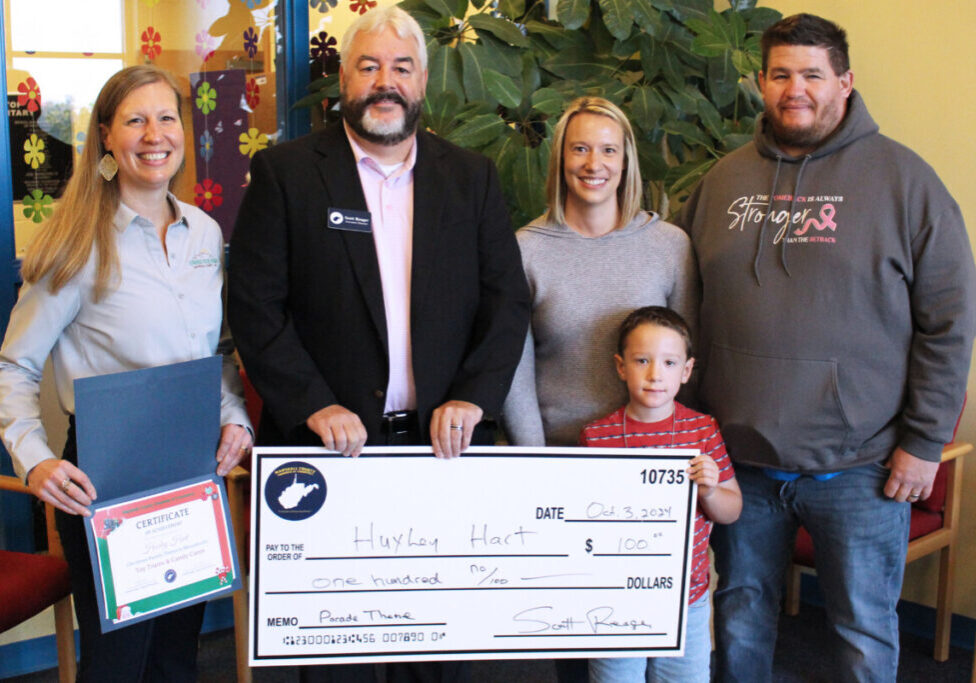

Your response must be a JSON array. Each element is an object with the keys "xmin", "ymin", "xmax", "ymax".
[{"xmin": 617, "ymin": 306, "xmax": 693, "ymax": 358}]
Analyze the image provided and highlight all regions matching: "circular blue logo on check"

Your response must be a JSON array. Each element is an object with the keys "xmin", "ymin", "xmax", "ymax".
[
  {"xmin": 265, "ymin": 461, "xmax": 327, "ymax": 521},
  {"xmin": 164, "ymin": 569, "xmax": 177, "ymax": 583}
]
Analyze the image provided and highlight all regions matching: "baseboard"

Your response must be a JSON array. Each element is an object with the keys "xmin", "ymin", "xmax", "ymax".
[
  {"xmin": 0, "ymin": 597, "xmax": 234, "ymax": 679},
  {"xmin": 799, "ymin": 573, "xmax": 976, "ymax": 650}
]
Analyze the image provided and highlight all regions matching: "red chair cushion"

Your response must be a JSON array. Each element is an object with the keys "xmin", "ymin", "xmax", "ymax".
[
  {"xmin": 0, "ymin": 551, "xmax": 71, "ymax": 633},
  {"xmin": 914, "ymin": 462, "xmax": 948, "ymax": 514}
]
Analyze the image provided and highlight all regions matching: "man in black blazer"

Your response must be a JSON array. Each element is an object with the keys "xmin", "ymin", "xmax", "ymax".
[{"xmin": 228, "ymin": 7, "xmax": 529, "ymax": 464}]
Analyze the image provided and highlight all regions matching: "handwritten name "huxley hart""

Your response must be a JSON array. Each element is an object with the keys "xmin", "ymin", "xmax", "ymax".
[{"xmin": 353, "ymin": 523, "xmax": 439, "ymax": 554}]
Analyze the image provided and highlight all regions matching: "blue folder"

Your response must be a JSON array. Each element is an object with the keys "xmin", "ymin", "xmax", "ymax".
[{"xmin": 74, "ymin": 356, "xmax": 221, "ymax": 500}]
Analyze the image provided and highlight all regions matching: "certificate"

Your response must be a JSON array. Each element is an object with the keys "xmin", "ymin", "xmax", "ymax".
[
  {"xmin": 85, "ymin": 475, "xmax": 241, "ymax": 632},
  {"xmin": 250, "ymin": 446, "xmax": 698, "ymax": 666}
]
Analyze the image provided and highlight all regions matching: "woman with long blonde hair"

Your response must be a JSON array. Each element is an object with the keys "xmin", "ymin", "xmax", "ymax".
[{"xmin": 0, "ymin": 65, "xmax": 252, "ymax": 681}]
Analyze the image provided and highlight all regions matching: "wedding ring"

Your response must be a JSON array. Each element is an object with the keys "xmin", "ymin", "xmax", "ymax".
[
  {"xmin": 908, "ymin": 493, "xmax": 920, "ymax": 501},
  {"xmin": 60, "ymin": 478, "xmax": 71, "ymax": 492},
  {"xmin": 449, "ymin": 424, "xmax": 463, "ymax": 431}
]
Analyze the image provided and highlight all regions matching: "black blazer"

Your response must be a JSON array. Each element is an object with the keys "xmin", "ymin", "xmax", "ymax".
[{"xmin": 228, "ymin": 124, "xmax": 530, "ymax": 445}]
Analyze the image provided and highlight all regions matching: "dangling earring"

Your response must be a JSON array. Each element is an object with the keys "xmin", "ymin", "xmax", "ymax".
[{"xmin": 98, "ymin": 153, "xmax": 118, "ymax": 181}]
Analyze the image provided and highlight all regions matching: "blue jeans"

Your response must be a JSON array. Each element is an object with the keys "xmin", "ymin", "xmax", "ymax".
[
  {"xmin": 711, "ymin": 463, "xmax": 910, "ymax": 683},
  {"xmin": 589, "ymin": 593, "xmax": 711, "ymax": 683}
]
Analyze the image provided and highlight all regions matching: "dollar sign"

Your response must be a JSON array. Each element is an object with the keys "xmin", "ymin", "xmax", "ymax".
[{"xmin": 585, "ymin": 538, "xmax": 593, "ymax": 553}]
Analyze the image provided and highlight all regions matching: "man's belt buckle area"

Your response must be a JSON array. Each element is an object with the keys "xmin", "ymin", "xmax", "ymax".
[{"xmin": 382, "ymin": 410, "xmax": 417, "ymax": 436}]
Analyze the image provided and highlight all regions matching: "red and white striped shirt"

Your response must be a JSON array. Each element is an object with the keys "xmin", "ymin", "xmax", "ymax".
[{"xmin": 579, "ymin": 402, "xmax": 734, "ymax": 603}]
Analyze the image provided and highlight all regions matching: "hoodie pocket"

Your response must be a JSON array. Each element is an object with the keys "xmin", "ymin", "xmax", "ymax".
[{"xmin": 701, "ymin": 343, "xmax": 853, "ymax": 466}]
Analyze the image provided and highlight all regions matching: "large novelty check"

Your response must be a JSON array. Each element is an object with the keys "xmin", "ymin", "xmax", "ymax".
[{"xmin": 250, "ymin": 447, "xmax": 698, "ymax": 666}]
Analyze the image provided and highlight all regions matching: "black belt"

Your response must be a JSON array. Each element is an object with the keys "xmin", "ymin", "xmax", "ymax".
[{"xmin": 381, "ymin": 410, "xmax": 419, "ymax": 437}]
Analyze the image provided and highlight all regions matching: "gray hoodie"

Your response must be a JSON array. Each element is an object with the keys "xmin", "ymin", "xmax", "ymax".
[{"xmin": 680, "ymin": 91, "xmax": 976, "ymax": 471}]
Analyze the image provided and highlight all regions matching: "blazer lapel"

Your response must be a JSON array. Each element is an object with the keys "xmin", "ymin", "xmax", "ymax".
[
  {"xmin": 411, "ymin": 131, "xmax": 448, "ymax": 320},
  {"xmin": 314, "ymin": 127, "xmax": 388, "ymax": 349}
]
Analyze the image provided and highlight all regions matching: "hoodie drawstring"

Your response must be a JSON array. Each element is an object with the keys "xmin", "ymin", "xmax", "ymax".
[
  {"xmin": 780, "ymin": 155, "xmax": 812, "ymax": 277},
  {"xmin": 753, "ymin": 156, "xmax": 783, "ymax": 285},
  {"xmin": 752, "ymin": 154, "xmax": 812, "ymax": 284}
]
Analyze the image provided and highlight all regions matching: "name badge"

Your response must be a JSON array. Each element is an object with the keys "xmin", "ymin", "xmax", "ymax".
[{"xmin": 327, "ymin": 207, "xmax": 372, "ymax": 233}]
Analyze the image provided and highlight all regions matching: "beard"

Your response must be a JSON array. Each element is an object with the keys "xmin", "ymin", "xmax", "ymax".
[
  {"xmin": 764, "ymin": 98, "xmax": 846, "ymax": 154},
  {"xmin": 341, "ymin": 90, "xmax": 423, "ymax": 146}
]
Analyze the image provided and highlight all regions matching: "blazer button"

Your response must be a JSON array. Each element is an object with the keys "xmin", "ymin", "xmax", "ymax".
[{"xmin": 374, "ymin": 389, "xmax": 385, "ymax": 399}]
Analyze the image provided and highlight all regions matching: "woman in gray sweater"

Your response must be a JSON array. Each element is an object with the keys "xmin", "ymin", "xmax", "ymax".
[
  {"xmin": 501, "ymin": 95, "xmax": 698, "ymax": 683},
  {"xmin": 503, "ymin": 96, "xmax": 698, "ymax": 449}
]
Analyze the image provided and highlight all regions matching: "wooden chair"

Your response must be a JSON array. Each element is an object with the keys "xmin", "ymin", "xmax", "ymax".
[
  {"xmin": 225, "ymin": 366, "xmax": 263, "ymax": 682},
  {"xmin": 785, "ymin": 439, "xmax": 973, "ymax": 661},
  {"xmin": 0, "ymin": 474, "xmax": 77, "ymax": 682}
]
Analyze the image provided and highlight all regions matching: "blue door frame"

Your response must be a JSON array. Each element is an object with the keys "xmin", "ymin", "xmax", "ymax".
[{"xmin": 0, "ymin": 0, "xmax": 309, "ymax": 553}]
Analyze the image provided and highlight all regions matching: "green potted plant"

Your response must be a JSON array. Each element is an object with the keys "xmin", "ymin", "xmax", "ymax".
[{"xmin": 297, "ymin": 0, "xmax": 780, "ymax": 226}]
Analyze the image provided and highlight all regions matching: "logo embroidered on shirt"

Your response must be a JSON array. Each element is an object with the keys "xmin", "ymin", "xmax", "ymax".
[{"xmin": 189, "ymin": 250, "xmax": 220, "ymax": 268}]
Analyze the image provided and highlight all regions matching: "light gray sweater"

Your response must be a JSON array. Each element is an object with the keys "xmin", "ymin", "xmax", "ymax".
[{"xmin": 501, "ymin": 211, "xmax": 699, "ymax": 447}]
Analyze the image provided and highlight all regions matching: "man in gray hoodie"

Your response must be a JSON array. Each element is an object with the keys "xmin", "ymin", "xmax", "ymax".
[{"xmin": 680, "ymin": 13, "xmax": 976, "ymax": 682}]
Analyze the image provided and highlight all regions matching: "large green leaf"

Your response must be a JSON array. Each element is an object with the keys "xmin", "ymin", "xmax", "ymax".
[
  {"xmin": 598, "ymin": 0, "xmax": 635, "ymax": 41},
  {"xmin": 721, "ymin": 132, "xmax": 753, "ymax": 151},
  {"xmin": 524, "ymin": 20, "xmax": 581, "ymax": 50},
  {"xmin": 696, "ymin": 98, "xmax": 725, "ymax": 141},
  {"xmin": 468, "ymin": 14, "xmax": 530, "ymax": 47},
  {"xmin": 611, "ymin": 34, "xmax": 641, "ymax": 59},
  {"xmin": 666, "ymin": 157, "xmax": 717, "ymax": 196},
  {"xmin": 543, "ymin": 47, "xmax": 620, "ymax": 81},
  {"xmin": 707, "ymin": 53, "xmax": 739, "ymax": 108},
  {"xmin": 743, "ymin": 6, "xmax": 781, "ymax": 33},
  {"xmin": 512, "ymin": 145, "xmax": 548, "ymax": 220},
  {"xmin": 661, "ymin": 120, "xmax": 713, "ymax": 150},
  {"xmin": 638, "ymin": 34, "xmax": 663, "ymax": 82},
  {"xmin": 531, "ymin": 87, "xmax": 568, "ymax": 116},
  {"xmin": 419, "ymin": 0, "xmax": 456, "ymax": 19},
  {"xmin": 731, "ymin": 48, "xmax": 761, "ymax": 76},
  {"xmin": 477, "ymin": 33, "xmax": 524, "ymax": 78},
  {"xmin": 637, "ymin": 138, "xmax": 669, "ymax": 181},
  {"xmin": 628, "ymin": 85, "xmax": 665, "ymax": 131},
  {"xmin": 422, "ymin": 90, "xmax": 461, "ymax": 135},
  {"xmin": 631, "ymin": 0, "xmax": 662, "ymax": 34},
  {"xmin": 498, "ymin": 0, "xmax": 525, "ymax": 19},
  {"xmin": 397, "ymin": 0, "xmax": 443, "ymax": 22},
  {"xmin": 427, "ymin": 44, "xmax": 464, "ymax": 101},
  {"xmin": 458, "ymin": 43, "xmax": 491, "ymax": 103},
  {"xmin": 485, "ymin": 71, "xmax": 522, "ymax": 108},
  {"xmin": 660, "ymin": 84, "xmax": 698, "ymax": 115},
  {"xmin": 445, "ymin": 113, "xmax": 509, "ymax": 148},
  {"xmin": 688, "ymin": 11, "xmax": 738, "ymax": 58},
  {"xmin": 556, "ymin": 0, "xmax": 591, "ymax": 31}
]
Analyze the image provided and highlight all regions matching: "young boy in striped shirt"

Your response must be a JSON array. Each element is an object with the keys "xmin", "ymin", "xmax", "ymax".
[{"xmin": 581, "ymin": 306, "xmax": 742, "ymax": 683}]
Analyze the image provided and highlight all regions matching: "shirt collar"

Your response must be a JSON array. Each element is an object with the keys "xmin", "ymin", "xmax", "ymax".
[
  {"xmin": 343, "ymin": 121, "xmax": 417, "ymax": 178},
  {"xmin": 114, "ymin": 193, "xmax": 189, "ymax": 233}
]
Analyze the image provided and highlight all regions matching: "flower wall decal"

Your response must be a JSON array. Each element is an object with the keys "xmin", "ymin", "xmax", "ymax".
[
  {"xmin": 309, "ymin": 0, "xmax": 339, "ymax": 12},
  {"xmin": 243, "ymin": 27, "xmax": 259, "ymax": 59},
  {"xmin": 194, "ymin": 178, "xmax": 224, "ymax": 211},
  {"xmin": 17, "ymin": 78, "xmax": 41, "ymax": 113},
  {"xmin": 196, "ymin": 31, "xmax": 216, "ymax": 62},
  {"xmin": 239, "ymin": 128, "xmax": 268, "ymax": 157},
  {"xmin": 23, "ymin": 189, "xmax": 53, "ymax": 223},
  {"xmin": 196, "ymin": 82, "xmax": 217, "ymax": 114},
  {"xmin": 141, "ymin": 26, "xmax": 162, "ymax": 60},
  {"xmin": 23, "ymin": 134, "xmax": 46, "ymax": 169},
  {"xmin": 349, "ymin": 0, "xmax": 376, "ymax": 15},
  {"xmin": 199, "ymin": 130, "xmax": 215, "ymax": 162},
  {"xmin": 310, "ymin": 32, "xmax": 337, "ymax": 62},
  {"xmin": 246, "ymin": 79, "xmax": 260, "ymax": 109}
]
